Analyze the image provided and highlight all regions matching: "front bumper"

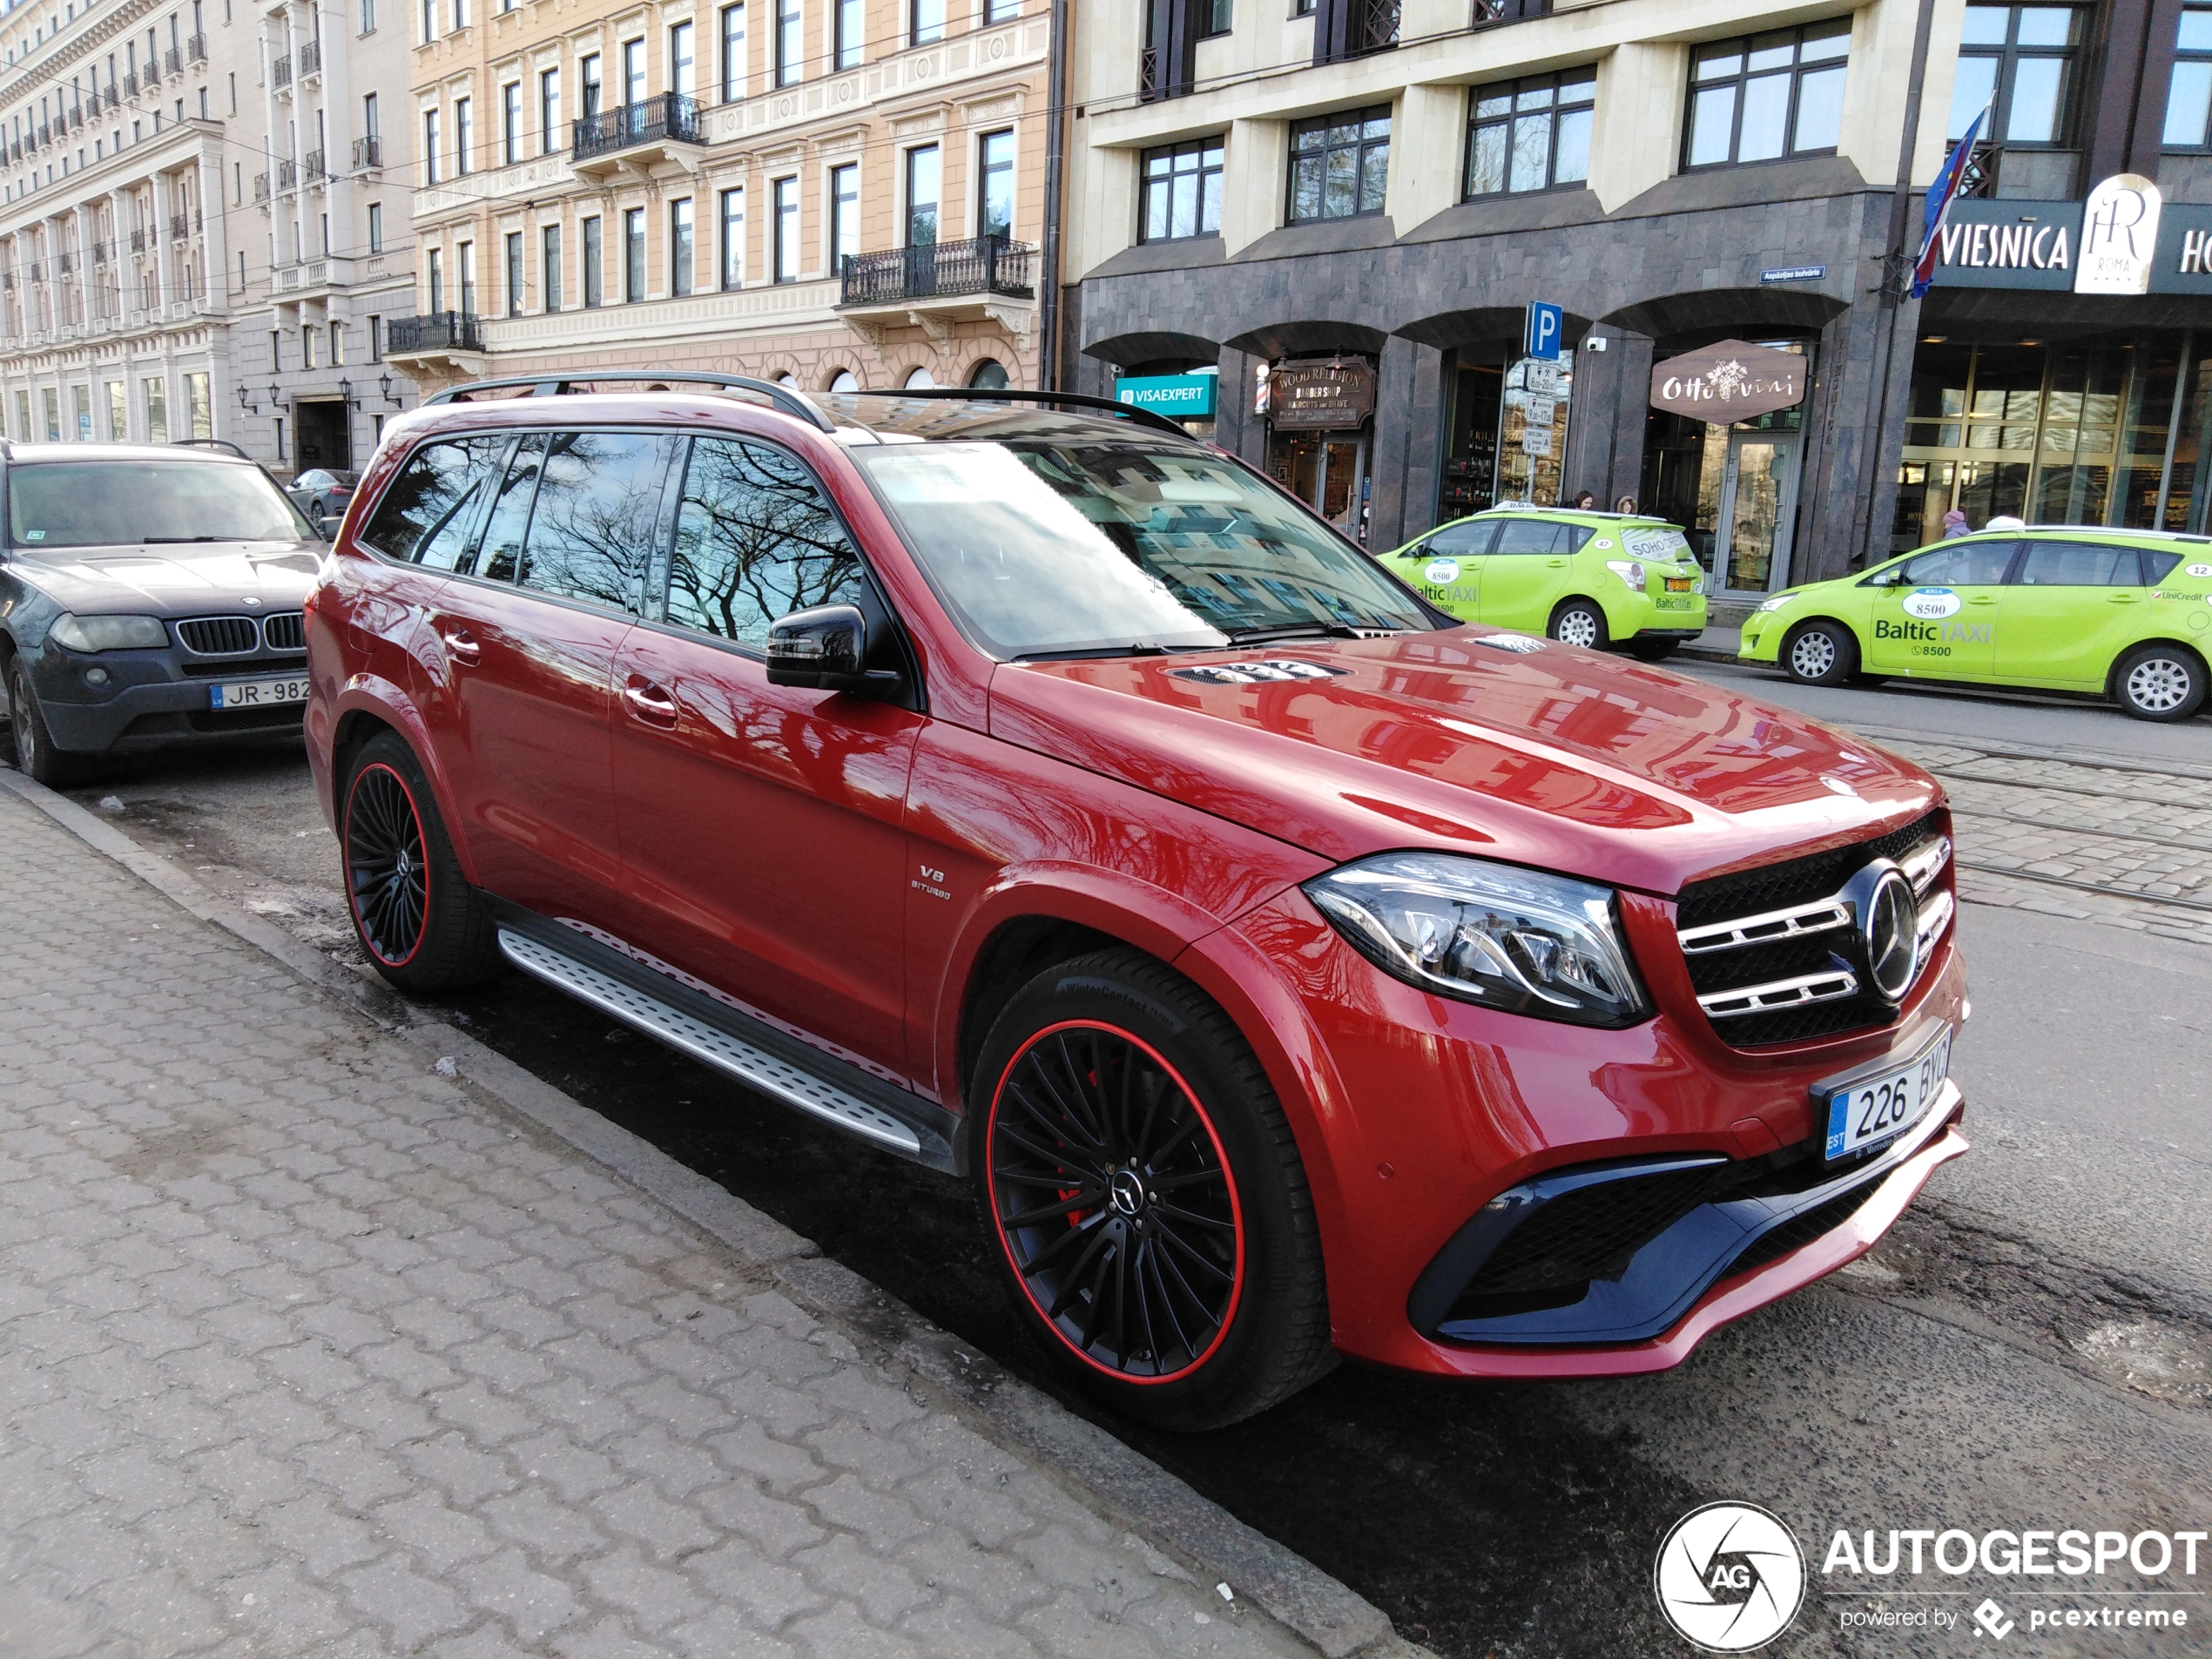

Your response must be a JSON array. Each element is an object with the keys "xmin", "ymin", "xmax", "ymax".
[
  {"xmin": 1738, "ymin": 611, "xmax": 1782, "ymax": 660},
  {"xmin": 32, "ymin": 644, "xmax": 307, "ymax": 754}
]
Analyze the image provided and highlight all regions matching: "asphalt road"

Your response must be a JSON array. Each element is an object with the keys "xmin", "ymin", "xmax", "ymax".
[{"xmin": 25, "ymin": 666, "xmax": 2212, "ymax": 1659}]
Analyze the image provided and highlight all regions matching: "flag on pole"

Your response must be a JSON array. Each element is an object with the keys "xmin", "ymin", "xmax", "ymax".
[{"xmin": 1912, "ymin": 107, "xmax": 1989, "ymax": 298}]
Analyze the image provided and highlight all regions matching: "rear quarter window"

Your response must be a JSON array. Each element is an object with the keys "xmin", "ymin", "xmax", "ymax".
[{"xmin": 358, "ymin": 435, "xmax": 508, "ymax": 567}]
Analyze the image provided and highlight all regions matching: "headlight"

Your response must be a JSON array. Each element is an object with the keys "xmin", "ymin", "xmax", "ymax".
[
  {"xmin": 48, "ymin": 612, "xmax": 169, "ymax": 651},
  {"xmin": 1302, "ymin": 853, "xmax": 1651, "ymax": 1027},
  {"xmin": 1756, "ymin": 591, "xmax": 1799, "ymax": 613},
  {"xmin": 1604, "ymin": 559, "xmax": 1647, "ymax": 592}
]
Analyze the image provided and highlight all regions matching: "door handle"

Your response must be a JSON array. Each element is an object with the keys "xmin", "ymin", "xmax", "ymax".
[
  {"xmin": 1545, "ymin": 558, "xmax": 1566, "ymax": 566},
  {"xmin": 1967, "ymin": 597, "xmax": 1998, "ymax": 605},
  {"xmin": 623, "ymin": 678, "xmax": 679, "ymax": 728},
  {"xmin": 2108, "ymin": 593, "xmax": 2141, "ymax": 604},
  {"xmin": 439, "ymin": 626, "xmax": 481, "ymax": 664}
]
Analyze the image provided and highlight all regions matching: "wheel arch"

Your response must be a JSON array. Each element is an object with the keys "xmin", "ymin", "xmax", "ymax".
[
  {"xmin": 1783, "ymin": 613, "xmax": 1865, "ymax": 656},
  {"xmin": 326, "ymin": 683, "xmax": 484, "ymax": 887},
  {"xmin": 2106, "ymin": 635, "xmax": 2209, "ymax": 698}
]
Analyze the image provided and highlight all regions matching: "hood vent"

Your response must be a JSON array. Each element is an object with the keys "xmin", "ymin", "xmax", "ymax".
[
  {"xmin": 1170, "ymin": 658, "xmax": 1351, "ymax": 686},
  {"xmin": 1471, "ymin": 633, "xmax": 1548, "ymax": 654}
]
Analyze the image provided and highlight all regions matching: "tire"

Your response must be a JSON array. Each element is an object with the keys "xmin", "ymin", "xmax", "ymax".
[
  {"xmin": 1782, "ymin": 619, "xmax": 1860, "ymax": 686},
  {"xmin": 341, "ymin": 731, "xmax": 502, "ymax": 992},
  {"xmin": 1548, "ymin": 598, "xmax": 1608, "ymax": 651},
  {"xmin": 1628, "ymin": 638, "xmax": 1680, "ymax": 661},
  {"xmin": 7, "ymin": 657, "xmax": 90, "ymax": 787},
  {"xmin": 972, "ymin": 948, "xmax": 1333, "ymax": 1430},
  {"xmin": 2111, "ymin": 643, "xmax": 2207, "ymax": 722}
]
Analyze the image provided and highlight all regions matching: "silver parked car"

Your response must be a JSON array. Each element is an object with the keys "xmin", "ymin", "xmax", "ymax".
[
  {"xmin": 287, "ymin": 467, "xmax": 361, "ymax": 534},
  {"xmin": 1, "ymin": 442, "xmax": 323, "ymax": 786}
]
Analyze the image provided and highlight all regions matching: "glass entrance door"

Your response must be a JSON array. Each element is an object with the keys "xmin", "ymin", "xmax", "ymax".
[
  {"xmin": 1716, "ymin": 431, "xmax": 1799, "ymax": 593},
  {"xmin": 1274, "ymin": 432, "xmax": 1369, "ymax": 542}
]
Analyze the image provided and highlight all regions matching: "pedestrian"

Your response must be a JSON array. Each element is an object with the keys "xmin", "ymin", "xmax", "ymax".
[
  {"xmin": 1573, "ymin": 490, "xmax": 1597, "ymax": 509},
  {"xmin": 1942, "ymin": 509, "xmax": 1970, "ymax": 538},
  {"xmin": 1614, "ymin": 494, "xmax": 1638, "ymax": 514}
]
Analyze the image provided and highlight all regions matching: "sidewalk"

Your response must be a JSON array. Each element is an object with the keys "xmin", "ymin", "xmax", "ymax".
[{"xmin": 0, "ymin": 779, "xmax": 1353, "ymax": 1659}]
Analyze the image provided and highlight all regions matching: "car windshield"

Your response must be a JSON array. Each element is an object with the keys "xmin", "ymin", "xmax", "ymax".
[
  {"xmin": 855, "ymin": 439, "xmax": 1433, "ymax": 658},
  {"xmin": 8, "ymin": 461, "xmax": 312, "ymax": 548}
]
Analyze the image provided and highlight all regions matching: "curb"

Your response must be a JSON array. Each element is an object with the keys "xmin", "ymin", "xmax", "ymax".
[{"xmin": 0, "ymin": 763, "xmax": 1415, "ymax": 1659}]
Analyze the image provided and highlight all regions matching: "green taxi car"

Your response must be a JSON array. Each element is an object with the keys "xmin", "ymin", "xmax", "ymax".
[
  {"xmin": 1740, "ymin": 528, "xmax": 2212, "ymax": 722},
  {"xmin": 1377, "ymin": 508, "xmax": 1710, "ymax": 658}
]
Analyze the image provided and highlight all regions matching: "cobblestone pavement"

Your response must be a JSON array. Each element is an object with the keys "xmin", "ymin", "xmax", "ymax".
[
  {"xmin": 1878, "ymin": 738, "xmax": 2212, "ymax": 949},
  {"xmin": 0, "ymin": 785, "xmax": 1324, "ymax": 1659}
]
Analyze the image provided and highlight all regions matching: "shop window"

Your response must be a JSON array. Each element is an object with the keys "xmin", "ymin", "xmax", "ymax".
[
  {"xmin": 1682, "ymin": 22, "xmax": 1848, "ymax": 169},
  {"xmin": 2164, "ymin": 7, "xmax": 2212, "ymax": 151},
  {"xmin": 1948, "ymin": 5, "xmax": 2083, "ymax": 149},
  {"xmin": 1466, "ymin": 69, "xmax": 1594, "ymax": 198},
  {"xmin": 1287, "ymin": 106, "xmax": 1389, "ymax": 224},
  {"xmin": 1140, "ymin": 137, "xmax": 1224, "ymax": 241}
]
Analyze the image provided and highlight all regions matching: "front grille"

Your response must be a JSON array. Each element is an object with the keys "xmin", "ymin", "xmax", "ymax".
[
  {"xmin": 260, "ymin": 610, "xmax": 305, "ymax": 651},
  {"xmin": 180, "ymin": 654, "xmax": 307, "ymax": 678},
  {"xmin": 1676, "ymin": 812, "xmax": 1946, "ymax": 1048},
  {"xmin": 1720, "ymin": 1179, "xmax": 1883, "ymax": 1281},
  {"xmin": 177, "ymin": 615, "xmax": 260, "ymax": 655}
]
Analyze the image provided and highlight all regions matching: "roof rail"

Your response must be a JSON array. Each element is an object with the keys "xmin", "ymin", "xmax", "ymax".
[
  {"xmin": 853, "ymin": 386, "xmax": 1194, "ymax": 440},
  {"xmin": 171, "ymin": 437, "xmax": 252, "ymax": 458},
  {"xmin": 422, "ymin": 369, "xmax": 837, "ymax": 433}
]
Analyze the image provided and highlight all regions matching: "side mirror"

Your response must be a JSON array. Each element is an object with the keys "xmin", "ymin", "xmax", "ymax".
[{"xmin": 765, "ymin": 603, "xmax": 902, "ymax": 696}]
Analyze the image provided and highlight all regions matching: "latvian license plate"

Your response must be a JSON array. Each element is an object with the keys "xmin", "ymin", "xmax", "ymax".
[
  {"xmin": 1666, "ymin": 577, "xmax": 1698, "ymax": 591},
  {"xmin": 210, "ymin": 676, "xmax": 311, "ymax": 710},
  {"xmin": 1824, "ymin": 1026, "xmax": 1952, "ymax": 1160}
]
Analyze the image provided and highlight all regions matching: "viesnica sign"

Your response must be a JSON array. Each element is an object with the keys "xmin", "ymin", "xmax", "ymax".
[
  {"xmin": 1930, "ymin": 175, "xmax": 2212, "ymax": 293},
  {"xmin": 1114, "ymin": 372, "xmax": 1217, "ymax": 419}
]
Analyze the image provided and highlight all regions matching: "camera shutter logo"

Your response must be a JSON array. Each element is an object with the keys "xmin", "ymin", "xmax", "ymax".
[{"xmin": 1654, "ymin": 1502, "xmax": 1806, "ymax": 1651}]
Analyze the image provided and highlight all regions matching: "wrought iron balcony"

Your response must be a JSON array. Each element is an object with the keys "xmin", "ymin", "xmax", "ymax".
[
  {"xmin": 273, "ymin": 53, "xmax": 292, "ymax": 88},
  {"xmin": 305, "ymin": 149, "xmax": 326, "ymax": 183},
  {"xmin": 188, "ymin": 32, "xmax": 208, "ymax": 63},
  {"xmin": 840, "ymin": 233, "xmax": 1035, "ymax": 307},
  {"xmin": 1312, "ymin": 0, "xmax": 1401, "ymax": 63},
  {"xmin": 122, "ymin": 71, "xmax": 138, "ymax": 98},
  {"xmin": 130, "ymin": 228, "xmax": 148, "ymax": 253},
  {"xmin": 387, "ymin": 311, "xmax": 484, "ymax": 354},
  {"xmin": 277, "ymin": 158, "xmax": 298, "ymax": 190},
  {"xmin": 91, "ymin": 240, "xmax": 111, "ymax": 264},
  {"xmin": 298, "ymin": 40, "xmax": 321, "ymax": 76},
  {"xmin": 57, "ymin": 252, "xmax": 74, "ymax": 275},
  {"xmin": 353, "ymin": 135, "xmax": 382, "ymax": 170},
  {"xmin": 571, "ymin": 92, "xmax": 701, "ymax": 163},
  {"xmin": 170, "ymin": 212, "xmax": 192, "ymax": 240},
  {"xmin": 253, "ymin": 171, "xmax": 271, "ymax": 203},
  {"xmin": 164, "ymin": 46, "xmax": 183, "ymax": 76}
]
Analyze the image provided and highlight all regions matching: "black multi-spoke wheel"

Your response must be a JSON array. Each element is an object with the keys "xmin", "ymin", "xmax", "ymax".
[
  {"xmin": 346, "ymin": 762, "xmax": 428, "ymax": 967},
  {"xmin": 340, "ymin": 732, "xmax": 501, "ymax": 993},
  {"xmin": 988, "ymin": 1022, "xmax": 1244, "ymax": 1383},
  {"xmin": 972, "ymin": 949, "xmax": 1333, "ymax": 1429}
]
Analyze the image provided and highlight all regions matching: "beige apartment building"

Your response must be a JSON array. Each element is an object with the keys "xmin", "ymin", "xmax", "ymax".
[
  {"xmin": 0, "ymin": 0, "xmax": 421, "ymax": 474},
  {"xmin": 390, "ymin": 0, "xmax": 1049, "ymax": 395}
]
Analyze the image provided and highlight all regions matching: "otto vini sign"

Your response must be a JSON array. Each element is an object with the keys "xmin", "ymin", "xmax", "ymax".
[
  {"xmin": 1932, "ymin": 174, "xmax": 2212, "ymax": 294},
  {"xmin": 1649, "ymin": 339, "xmax": 1806, "ymax": 421}
]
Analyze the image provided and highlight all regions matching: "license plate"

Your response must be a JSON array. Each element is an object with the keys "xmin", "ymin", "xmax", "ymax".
[
  {"xmin": 1666, "ymin": 577, "xmax": 1698, "ymax": 592},
  {"xmin": 209, "ymin": 676, "xmax": 311, "ymax": 710},
  {"xmin": 1823, "ymin": 1026, "xmax": 1952, "ymax": 1161}
]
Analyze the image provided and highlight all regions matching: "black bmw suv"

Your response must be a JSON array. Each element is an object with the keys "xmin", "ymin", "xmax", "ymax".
[{"xmin": 1, "ymin": 442, "xmax": 324, "ymax": 784}]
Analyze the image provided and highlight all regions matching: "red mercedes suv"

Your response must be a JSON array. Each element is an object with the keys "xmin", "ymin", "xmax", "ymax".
[{"xmin": 306, "ymin": 374, "xmax": 1966, "ymax": 1429}]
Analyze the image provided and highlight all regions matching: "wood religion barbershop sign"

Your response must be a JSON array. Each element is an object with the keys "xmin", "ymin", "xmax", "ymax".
[{"xmin": 1649, "ymin": 339, "xmax": 1806, "ymax": 421}]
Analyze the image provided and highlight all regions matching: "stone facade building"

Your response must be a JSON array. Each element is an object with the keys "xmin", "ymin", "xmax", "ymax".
[{"xmin": 388, "ymin": 0, "xmax": 1050, "ymax": 396}]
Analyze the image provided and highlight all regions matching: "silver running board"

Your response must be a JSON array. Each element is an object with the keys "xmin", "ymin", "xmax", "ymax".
[{"xmin": 496, "ymin": 928, "xmax": 923, "ymax": 1157}]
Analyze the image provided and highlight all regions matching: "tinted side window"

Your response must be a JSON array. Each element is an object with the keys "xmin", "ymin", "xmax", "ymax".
[
  {"xmin": 2013, "ymin": 542, "xmax": 2143, "ymax": 587},
  {"xmin": 665, "ymin": 437, "xmax": 867, "ymax": 648},
  {"xmin": 1899, "ymin": 540, "xmax": 2015, "ymax": 586},
  {"xmin": 475, "ymin": 435, "xmax": 546, "ymax": 583},
  {"xmin": 1491, "ymin": 518, "xmax": 1565, "ymax": 556},
  {"xmin": 2143, "ymin": 549, "xmax": 2185, "ymax": 583},
  {"xmin": 358, "ymin": 436, "xmax": 504, "ymax": 566},
  {"xmin": 516, "ymin": 431, "xmax": 678, "ymax": 614},
  {"xmin": 1425, "ymin": 521, "xmax": 1494, "ymax": 557}
]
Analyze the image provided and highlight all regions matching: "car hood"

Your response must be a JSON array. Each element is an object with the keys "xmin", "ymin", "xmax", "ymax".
[
  {"xmin": 986, "ymin": 629, "xmax": 1942, "ymax": 897},
  {"xmin": 8, "ymin": 541, "xmax": 321, "ymax": 614}
]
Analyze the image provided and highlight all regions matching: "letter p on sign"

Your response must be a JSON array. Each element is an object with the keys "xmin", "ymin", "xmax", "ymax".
[{"xmin": 1526, "ymin": 302, "xmax": 1563, "ymax": 361}]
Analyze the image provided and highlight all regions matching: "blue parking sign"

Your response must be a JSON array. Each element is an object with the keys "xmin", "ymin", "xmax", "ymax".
[{"xmin": 1524, "ymin": 302, "xmax": 1563, "ymax": 361}]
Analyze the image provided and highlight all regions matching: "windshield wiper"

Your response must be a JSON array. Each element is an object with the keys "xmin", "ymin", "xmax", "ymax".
[
  {"xmin": 1011, "ymin": 642, "xmax": 1176, "ymax": 663},
  {"xmin": 1224, "ymin": 620, "xmax": 1375, "ymax": 645},
  {"xmin": 139, "ymin": 536, "xmax": 225, "ymax": 543}
]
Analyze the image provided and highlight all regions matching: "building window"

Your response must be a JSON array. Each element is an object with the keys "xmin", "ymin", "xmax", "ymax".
[
  {"xmin": 1683, "ymin": 22, "xmax": 1849, "ymax": 168},
  {"xmin": 1950, "ymin": 5, "xmax": 2083, "ymax": 148},
  {"xmin": 1287, "ymin": 106, "xmax": 1389, "ymax": 223},
  {"xmin": 458, "ymin": 240, "xmax": 476, "ymax": 313},
  {"xmin": 976, "ymin": 129, "xmax": 1015, "ymax": 239},
  {"xmin": 774, "ymin": 0, "xmax": 800, "ymax": 85},
  {"xmin": 453, "ymin": 97, "xmax": 471, "ymax": 175},
  {"xmin": 421, "ymin": 107, "xmax": 439, "ymax": 184},
  {"xmin": 912, "ymin": 0, "xmax": 944, "ymax": 45},
  {"xmin": 667, "ymin": 23, "xmax": 695, "ymax": 98},
  {"xmin": 582, "ymin": 213, "xmax": 602, "ymax": 305},
  {"xmin": 453, "ymin": 0, "xmax": 468, "ymax": 30},
  {"xmin": 420, "ymin": 0, "xmax": 433, "ymax": 44},
  {"xmin": 1197, "ymin": 0, "xmax": 1229, "ymax": 33},
  {"xmin": 623, "ymin": 37, "xmax": 646, "ymax": 107},
  {"xmin": 670, "ymin": 196, "xmax": 693, "ymax": 294},
  {"xmin": 539, "ymin": 69, "xmax": 561, "ymax": 154},
  {"xmin": 2168, "ymin": 8, "xmax": 2212, "ymax": 149},
  {"xmin": 624, "ymin": 205, "xmax": 644, "ymax": 300},
  {"xmin": 905, "ymin": 144, "xmax": 939, "ymax": 245},
  {"xmin": 505, "ymin": 228, "xmax": 523, "ymax": 314},
  {"xmin": 368, "ymin": 314, "xmax": 381, "ymax": 360},
  {"xmin": 720, "ymin": 185, "xmax": 744, "ymax": 287},
  {"xmin": 834, "ymin": 0, "xmax": 861, "ymax": 67},
  {"xmin": 772, "ymin": 174, "xmax": 798, "ymax": 280},
  {"xmin": 303, "ymin": 325, "xmax": 318, "ymax": 369},
  {"xmin": 830, "ymin": 161, "xmax": 859, "ymax": 266},
  {"xmin": 360, "ymin": 0, "xmax": 374, "ymax": 32},
  {"xmin": 1139, "ymin": 137, "xmax": 1223, "ymax": 241},
  {"xmin": 501, "ymin": 80, "xmax": 521, "ymax": 165},
  {"xmin": 580, "ymin": 53, "xmax": 602, "ymax": 118},
  {"xmin": 1467, "ymin": 69, "xmax": 1595, "ymax": 197},
  {"xmin": 721, "ymin": 3, "xmax": 745, "ymax": 99},
  {"xmin": 367, "ymin": 199, "xmax": 383, "ymax": 252},
  {"xmin": 542, "ymin": 222, "xmax": 563, "ymax": 308},
  {"xmin": 332, "ymin": 323, "xmax": 347, "ymax": 367}
]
